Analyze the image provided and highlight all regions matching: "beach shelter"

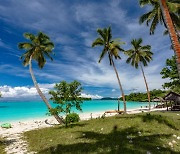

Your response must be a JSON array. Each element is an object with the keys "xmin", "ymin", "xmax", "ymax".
[
  {"xmin": 163, "ymin": 92, "xmax": 180, "ymax": 111},
  {"xmin": 152, "ymin": 97, "xmax": 164, "ymax": 108}
]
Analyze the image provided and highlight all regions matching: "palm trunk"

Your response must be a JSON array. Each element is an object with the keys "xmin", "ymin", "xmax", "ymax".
[
  {"xmin": 29, "ymin": 56, "xmax": 64, "ymax": 124},
  {"xmin": 118, "ymin": 99, "xmax": 120, "ymax": 111},
  {"xmin": 111, "ymin": 59, "xmax": 127, "ymax": 113},
  {"xmin": 140, "ymin": 64, "xmax": 151, "ymax": 110},
  {"xmin": 159, "ymin": 0, "xmax": 180, "ymax": 79}
]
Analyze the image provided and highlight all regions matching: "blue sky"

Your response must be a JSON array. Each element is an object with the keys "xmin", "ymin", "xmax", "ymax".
[{"xmin": 0, "ymin": 0, "xmax": 174, "ymax": 100}]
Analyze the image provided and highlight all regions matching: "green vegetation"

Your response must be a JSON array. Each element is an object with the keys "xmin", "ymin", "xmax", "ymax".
[
  {"xmin": 65, "ymin": 113, "xmax": 80, "ymax": 124},
  {"xmin": 18, "ymin": 32, "xmax": 63, "ymax": 124},
  {"xmin": 122, "ymin": 89, "xmax": 167, "ymax": 101},
  {"xmin": 49, "ymin": 80, "xmax": 83, "ymax": 127},
  {"xmin": 161, "ymin": 56, "xmax": 180, "ymax": 93},
  {"xmin": 81, "ymin": 97, "xmax": 92, "ymax": 100},
  {"xmin": 24, "ymin": 112, "xmax": 180, "ymax": 153},
  {"xmin": 0, "ymin": 138, "xmax": 6, "ymax": 154},
  {"xmin": 125, "ymin": 38, "xmax": 153, "ymax": 110},
  {"xmin": 92, "ymin": 26, "xmax": 127, "ymax": 113}
]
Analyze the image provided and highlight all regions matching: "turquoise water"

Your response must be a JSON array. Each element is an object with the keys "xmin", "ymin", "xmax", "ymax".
[{"xmin": 0, "ymin": 100, "xmax": 153, "ymax": 122}]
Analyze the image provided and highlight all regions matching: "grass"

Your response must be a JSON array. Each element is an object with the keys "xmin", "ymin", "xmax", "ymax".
[
  {"xmin": 24, "ymin": 111, "xmax": 180, "ymax": 154},
  {"xmin": 0, "ymin": 138, "xmax": 6, "ymax": 154}
]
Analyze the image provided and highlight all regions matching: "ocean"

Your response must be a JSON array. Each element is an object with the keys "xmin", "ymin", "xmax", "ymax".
[{"xmin": 0, "ymin": 100, "xmax": 154, "ymax": 122}]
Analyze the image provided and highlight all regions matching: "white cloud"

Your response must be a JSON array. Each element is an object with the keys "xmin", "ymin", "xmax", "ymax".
[
  {"xmin": 0, "ymin": 84, "xmax": 102, "ymax": 100},
  {"xmin": 81, "ymin": 93, "xmax": 102, "ymax": 99},
  {"xmin": 0, "ymin": 85, "xmax": 48, "ymax": 98}
]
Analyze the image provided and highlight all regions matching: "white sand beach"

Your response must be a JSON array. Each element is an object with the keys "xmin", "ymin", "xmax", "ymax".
[{"xmin": 0, "ymin": 107, "xmax": 167, "ymax": 154}]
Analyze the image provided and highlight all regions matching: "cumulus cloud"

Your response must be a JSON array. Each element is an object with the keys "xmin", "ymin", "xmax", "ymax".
[
  {"xmin": 81, "ymin": 93, "xmax": 102, "ymax": 99},
  {"xmin": 0, "ymin": 85, "xmax": 47, "ymax": 98},
  {"xmin": 0, "ymin": 84, "xmax": 102, "ymax": 100}
]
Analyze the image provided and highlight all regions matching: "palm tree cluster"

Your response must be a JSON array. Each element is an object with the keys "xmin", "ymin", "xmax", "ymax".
[
  {"xmin": 18, "ymin": 0, "xmax": 179, "ymax": 123},
  {"xmin": 92, "ymin": 27, "xmax": 153, "ymax": 112}
]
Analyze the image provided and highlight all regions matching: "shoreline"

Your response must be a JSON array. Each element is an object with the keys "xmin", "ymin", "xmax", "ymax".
[{"xmin": 0, "ymin": 107, "xmax": 166, "ymax": 135}]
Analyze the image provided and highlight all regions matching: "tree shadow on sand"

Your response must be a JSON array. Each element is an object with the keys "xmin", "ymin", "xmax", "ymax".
[{"xmin": 38, "ymin": 126, "xmax": 177, "ymax": 154}]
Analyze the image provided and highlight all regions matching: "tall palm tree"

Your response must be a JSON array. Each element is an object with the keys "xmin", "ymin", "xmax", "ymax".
[
  {"xmin": 139, "ymin": 0, "xmax": 180, "ymax": 79},
  {"xmin": 92, "ymin": 27, "xmax": 127, "ymax": 113},
  {"xmin": 159, "ymin": 0, "xmax": 180, "ymax": 79},
  {"xmin": 18, "ymin": 32, "xmax": 63, "ymax": 124},
  {"xmin": 125, "ymin": 38, "xmax": 153, "ymax": 110},
  {"xmin": 139, "ymin": 0, "xmax": 180, "ymax": 35}
]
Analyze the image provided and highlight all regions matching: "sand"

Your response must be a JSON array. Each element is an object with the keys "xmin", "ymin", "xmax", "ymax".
[{"xmin": 0, "ymin": 107, "xmax": 167, "ymax": 154}]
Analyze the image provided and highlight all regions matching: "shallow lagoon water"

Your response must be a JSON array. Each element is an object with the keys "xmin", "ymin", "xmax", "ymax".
[{"xmin": 0, "ymin": 100, "xmax": 153, "ymax": 122}]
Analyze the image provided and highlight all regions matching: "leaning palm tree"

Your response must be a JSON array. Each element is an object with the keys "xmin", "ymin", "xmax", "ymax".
[
  {"xmin": 139, "ymin": 0, "xmax": 180, "ymax": 79},
  {"xmin": 92, "ymin": 27, "xmax": 127, "ymax": 113},
  {"xmin": 125, "ymin": 38, "xmax": 153, "ymax": 110},
  {"xmin": 18, "ymin": 32, "xmax": 63, "ymax": 124}
]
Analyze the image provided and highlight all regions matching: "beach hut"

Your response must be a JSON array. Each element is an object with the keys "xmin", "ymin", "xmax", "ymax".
[
  {"xmin": 163, "ymin": 92, "xmax": 180, "ymax": 111},
  {"xmin": 152, "ymin": 97, "xmax": 165, "ymax": 108}
]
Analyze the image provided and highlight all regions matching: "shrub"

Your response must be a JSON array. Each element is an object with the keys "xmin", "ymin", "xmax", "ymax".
[{"xmin": 65, "ymin": 113, "xmax": 80, "ymax": 124}]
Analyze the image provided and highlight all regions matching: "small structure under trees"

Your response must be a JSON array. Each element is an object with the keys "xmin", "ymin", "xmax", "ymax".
[
  {"xmin": 163, "ymin": 92, "xmax": 180, "ymax": 111},
  {"xmin": 152, "ymin": 97, "xmax": 165, "ymax": 108}
]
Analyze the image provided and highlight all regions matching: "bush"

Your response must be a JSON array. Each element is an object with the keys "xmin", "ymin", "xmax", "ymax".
[{"xmin": 65, "ymin": 113, "xmax": 80, "ymax": 124}]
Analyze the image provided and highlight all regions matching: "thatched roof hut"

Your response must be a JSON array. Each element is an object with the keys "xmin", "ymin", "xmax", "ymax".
[
  {"xmin": 163, "ymin": 92, "xmax": 180, "ymax": 111},
  {"xmin": 152, "ymin": 97, "xmax": 164, "ymax": 102},
  {"xmin": 163, "ymin": 92, "xmax": 180, "ymax": 105}
]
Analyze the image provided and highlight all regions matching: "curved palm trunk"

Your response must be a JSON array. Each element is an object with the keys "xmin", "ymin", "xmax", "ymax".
[
  {"xmin": 140, "ymin": 64, "xmax": 151, "ymax": 110},
  {"xmin": 159, "ymin": 0, "xmax": 180, "ymax": 79},
  {"xmin": 111, "ymin": 59, "xmax": 127, "ymax": 113},
  {"xmin": 29, "ymin": 56, "xmax": 64, "ymax": 124}
]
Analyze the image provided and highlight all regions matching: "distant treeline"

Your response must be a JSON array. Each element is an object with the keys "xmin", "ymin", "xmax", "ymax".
[
  {"xmin": 81, "ymin": 97, "xmax": 92, "ymax": 100},
  {"xmin": 119, "ymin": 89, "xmax": 167, "ymax": 102},
  {"xmin": 101, "ymin": 97, "xmax": 118, "ymax": 100}
]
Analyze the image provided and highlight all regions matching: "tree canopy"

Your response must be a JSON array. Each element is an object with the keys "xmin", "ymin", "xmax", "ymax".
[
  {"xmin": 160, "ymin": 56, "xmax": 180, "ymax": 92},
  {"xmin": 49, "ymin": 80, "xmax": 83, "ymax": 115},
  {"xmin": 19, "ymin": 32, "xmax": 55, "ymax": 69}
]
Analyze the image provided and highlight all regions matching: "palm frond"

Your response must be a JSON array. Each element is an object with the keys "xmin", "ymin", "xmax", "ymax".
[
  {"xmin": 23, "ymin": 33, "xmax": 35, "ymax": 41},
  {"xmin": 92, "ymin": 38, "xmax": 104, "ymax": 47},
  {"xmin": 18, "ymin": 43, "xmax": 33, "ymax": 50},
  {"xmin": 98, "ymin": 48, "xmax": 107, "ymax": 63}
]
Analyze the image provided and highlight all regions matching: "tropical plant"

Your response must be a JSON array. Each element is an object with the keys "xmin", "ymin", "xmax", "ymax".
[
  {"xmin": 139, "ymin": 0, "xmax": 180, "ymax": 79},
  {"xmin": 18, "ymin": 32, "xmax": 63, "ymax": 124},
  {"xmin": 49, "ymin": 80, "xmax": 83, "ymax": 127},
  {"xmin": 125, "ymin": 38, "xmax": 153, "ymax": 110},
  {"xmin": 65, "ymin": 113, "xmax": 80, "ymax": 124},
  {"xmin": 160, "ymin": 56, "xmax": 180, "ymax": 93},
  {"xmin": 92, "ymin": 26, "xmax": 127, "ymax": 113}
]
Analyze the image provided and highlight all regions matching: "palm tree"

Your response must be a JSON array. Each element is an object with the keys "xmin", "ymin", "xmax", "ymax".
[
  {"xmin": 159, "ymin": 0, "xmax": 180, "ymax": 79},
  {"xmin": 139, "ymin": 0, "xmax": 180, "ymax": 35},
  {"xmin": 139, "ymin": 0, "xmax": 180, "ymax": 79},
  {"xmin": 18, "ymin": 32, "xmax": 63, "ymax": 124},
  {"xmin": 92, "ymin": 27, "xmax": 127, "ymax": 113},
  {"xmin": 125, "ymin": 38, "xmax": 153, "ymax": 110}
]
